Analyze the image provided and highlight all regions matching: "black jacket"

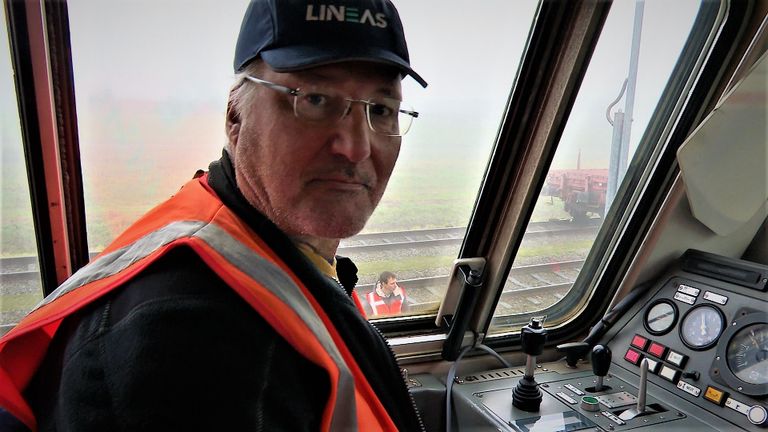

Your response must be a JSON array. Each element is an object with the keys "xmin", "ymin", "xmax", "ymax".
[{"xmin": 25, "ymin": 152, "xmax": 423, "ymax": 431}]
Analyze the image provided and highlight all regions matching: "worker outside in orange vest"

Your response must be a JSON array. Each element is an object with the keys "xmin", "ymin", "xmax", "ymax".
[{"xmin": 366, "ymin": 271, "xmax": 410, "ymax": 317}]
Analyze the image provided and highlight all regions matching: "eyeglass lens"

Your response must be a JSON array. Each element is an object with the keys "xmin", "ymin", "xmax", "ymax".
[{"xmin": 293, "ymin": 92, "xmax": 414, "ymax": 136}]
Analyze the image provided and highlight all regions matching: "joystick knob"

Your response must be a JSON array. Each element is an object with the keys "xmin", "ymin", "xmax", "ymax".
[
  {"xmin": 591, "ymin": 344, "xmax": 612, "ymax": 392},
  {"xmin": 513, "ymin": 317, "xmax": 548, "ymax": 412}
]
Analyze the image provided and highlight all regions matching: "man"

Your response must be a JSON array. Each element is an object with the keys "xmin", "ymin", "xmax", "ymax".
[
  {"xmin": 0, "ymin": 0, "xmax": 427, "ymax": 430},
  {"xmin": 366, "ymin": 271, "xmax": 409, "ymax": 317}
]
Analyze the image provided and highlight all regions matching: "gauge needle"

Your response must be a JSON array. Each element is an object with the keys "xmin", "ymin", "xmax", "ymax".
[
  {"xmin": 700, "ymin": 315, "xmax": 708, "ymax": 335},
  {"xmin": 749, "ymin": 330, "xmax": 759, "ymax": 348}
]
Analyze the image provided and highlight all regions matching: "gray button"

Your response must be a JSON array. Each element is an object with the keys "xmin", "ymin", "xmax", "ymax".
[
  {"xmin": 703, "ymin": 291, "xmax": 728, "ymax": 305},
  {"xmin": 674, "ymin": 292, "xmax": 696, "ymax": 305},
  {"xmin": 565, "ymin": 384, "xmax": 585, "ymax": 395},
  {"xmin": 556, "ymin": 392, "xmax": 577, "ymax": 404},
  {"xmin": 677, "ymin": 380, "xmax": 701, "ymax": 397},
  {"xmin": 677, "ymin": 284, "xmax": 700, "ymax": 296}
]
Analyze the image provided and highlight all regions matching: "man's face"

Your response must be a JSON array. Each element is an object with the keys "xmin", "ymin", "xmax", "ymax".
[
  {"xmin": 229, "ymin": 62, "xmax": 403, "ymax": 239},
  {"xmin": 382, "ymin": 277, "xmax": 398, "ymax": 295}
]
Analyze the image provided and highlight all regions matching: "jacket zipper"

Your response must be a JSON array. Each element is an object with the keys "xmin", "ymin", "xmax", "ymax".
[
  {"xmin": 331, "ymin": 278, "xmax": 426, "ymax": 432},
  {"xmin": 370, "ymin": 320, "xmax": 427, "ymax": 432}
]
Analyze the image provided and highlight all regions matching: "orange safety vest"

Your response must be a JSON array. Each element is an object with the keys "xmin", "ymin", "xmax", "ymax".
[
  {"xmin": 0, "ymin": 176, "xmax": 397, "ymax": 432},
  {"xmin": 366, "ymin": 289, "xmax": 405, "ymax": 316}
]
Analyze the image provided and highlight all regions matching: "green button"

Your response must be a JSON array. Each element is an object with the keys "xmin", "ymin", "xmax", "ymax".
[{"xmin": 580, "ymin": 396, "xmax": 600, "ymax": 411}]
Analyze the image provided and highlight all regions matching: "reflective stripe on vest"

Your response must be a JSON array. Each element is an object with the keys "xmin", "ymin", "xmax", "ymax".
[
  {"xmin": 366, "ymin": 291, "xmax": 404, "ymax": 316},
  {"xmin": 39, "ymin": 221, "xmax": 357, "ymax": 430},
  {"xmin": 0, "ymin": 178, "xmax": 395, "ymax": 431}
]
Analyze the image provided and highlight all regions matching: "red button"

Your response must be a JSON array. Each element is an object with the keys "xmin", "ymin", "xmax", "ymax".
[
  {"xmin": 648, "ymin": 342, "xmax": 666, "ymax": 358},
  {"xmin": 624, "ymin": 348, "xmax": 642, "ymax": 365},
  {"xmin": 631, "ymin": 334, "xmax": 649, "ymax": 350}
]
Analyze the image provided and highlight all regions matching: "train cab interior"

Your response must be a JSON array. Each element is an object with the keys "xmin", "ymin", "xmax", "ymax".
[{"xmin": 1, "ymin": 0, "xmax": 767, "ymax": 431}]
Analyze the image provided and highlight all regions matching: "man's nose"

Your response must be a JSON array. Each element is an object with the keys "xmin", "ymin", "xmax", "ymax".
[{"xmin": 329, "ymin": 102, "xmax": 372, "ymax": 162}]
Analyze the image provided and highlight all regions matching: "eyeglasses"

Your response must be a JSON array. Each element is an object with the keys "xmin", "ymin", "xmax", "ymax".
[{"xmin": 244, "ymin": 75, "xmax": 418, "ymax": 137}]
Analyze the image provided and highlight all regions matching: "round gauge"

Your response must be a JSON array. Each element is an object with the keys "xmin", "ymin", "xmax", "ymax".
[
  {"xmin": 680, "ymin": 305, "xmax": 725, "ymax": 350},
  {"xmin": 713, "ymin": 313, "xmax": 768, "ymax": 397},
  {"xmin": 644, "ymin": 300, "xmax": 678, "ymax": 335},
  {"xmin": 727, "ymin": 323, "xmax": 768, "ymax": 386}
]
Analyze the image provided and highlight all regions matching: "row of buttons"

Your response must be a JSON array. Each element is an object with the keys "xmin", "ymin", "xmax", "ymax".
[
  {"xmin": 674, "ymin": 283, "xmax": 729, "ymax": 306},
  {"xmin": 629, "ymin": 334, "xmax": 688, "ymax": 368},
  {"xmin": 625, "ymin": 347, "xmax": 681, "ymax": 383}
]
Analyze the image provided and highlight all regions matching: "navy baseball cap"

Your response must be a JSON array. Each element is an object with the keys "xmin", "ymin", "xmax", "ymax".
[{"xmin": 234, "ymin": 0, "xmax": 427, "ymax": 88}]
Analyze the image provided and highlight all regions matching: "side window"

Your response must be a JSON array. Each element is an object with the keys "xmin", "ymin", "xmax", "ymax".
[
  {"xmin": 67, "ymin": 1, "xmax": 246, "ymax": 252},
  {"xmin": 0, "ymin": 5, "xmax": 43, "ymax": 334},
  {"xmin": 350, "ymin": 0, "xmax": 540, "ymax": 319},
  {"xmin": 488, "ymin": 0, "xmax": 703, "ymax": 334}
]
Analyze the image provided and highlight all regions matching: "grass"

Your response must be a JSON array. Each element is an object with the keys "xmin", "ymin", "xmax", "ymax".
[
  {"xmin": 355, "ymin": 254, "xmax": 456, "ymax": 276},
  {"xmin": 0, "ymin": 293, "xmax": 40, "ymax": 313},
  {"xmin": 353, "ymin": 237, "xmax": 595, "ymax": 284},
  {"xmin": 516, "ymin": 239, "xmax": 595, "ymax": 259}
]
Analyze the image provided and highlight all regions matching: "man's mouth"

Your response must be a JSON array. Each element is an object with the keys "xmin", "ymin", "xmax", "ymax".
[{"xmin": 311, "ymin": 177, "xmax": 372, "ymax": 191}]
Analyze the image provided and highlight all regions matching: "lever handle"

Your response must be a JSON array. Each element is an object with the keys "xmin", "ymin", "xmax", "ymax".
[
  {"xmin": 591, "ymin": 344, "xmax": 612, "ymax": 377},
  {"xmin": 637, "ymin": 358, "xmax": 648, "ymax": 413},
  {"xmin": 556, "ymin": 342, "xmax": 590, "ymax": 367}
]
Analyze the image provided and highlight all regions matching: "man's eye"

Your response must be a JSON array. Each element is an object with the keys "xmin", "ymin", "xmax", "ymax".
[
  {"xmin": 369, "ymin": 103, "xmax": 394, "ymax": 117},
  {"xmin": 303, "ymin": 93, "xmax": 330, "ymax": 107}
]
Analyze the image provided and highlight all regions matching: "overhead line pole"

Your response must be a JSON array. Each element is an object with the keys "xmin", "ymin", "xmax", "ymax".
[
  {"xmin": 606, "ymin": 0, "xmax": 645, "ymax": 211},
  {"xmin": 620, "ymin": 0, "xmax": 645, "ymax": 178}
]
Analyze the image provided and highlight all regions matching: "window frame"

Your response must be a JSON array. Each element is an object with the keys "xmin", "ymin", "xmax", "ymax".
[{"xmin": 5, "ymin": 0, "xmax": 88, "ymax": 294}]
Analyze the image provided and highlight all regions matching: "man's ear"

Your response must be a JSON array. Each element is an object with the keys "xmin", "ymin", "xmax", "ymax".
[{"xmin": 226, "ymin": 98, "xmax": 241, "ymax": 149}]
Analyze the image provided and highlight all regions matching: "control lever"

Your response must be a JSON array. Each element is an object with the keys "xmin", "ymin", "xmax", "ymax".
[
  {"xmin": 638, "ymin": 357, "xmax": 648, "ymax": 413},
  {"xmin": 512, "ymin": 317, "xmax": 547, "ymax": 412},
  {"xmin": 682, "ymin": 370, "xmax": 700, "ymax": 381},
  {"xmin": 591, "ymin": 344, "xmax": 611, "ymax": 392},
  {"xmin": 619, "ymin": 358, "xmax": 649, "ymax": 421},
  {"xmin": 556, "ymin": 342, "xmax": 590, "ymax": 368}
]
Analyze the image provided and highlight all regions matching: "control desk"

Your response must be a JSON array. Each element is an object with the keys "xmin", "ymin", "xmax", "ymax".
[{"xmin": 448, "ymin": 250, "xmax": 767, "ymax": 431}]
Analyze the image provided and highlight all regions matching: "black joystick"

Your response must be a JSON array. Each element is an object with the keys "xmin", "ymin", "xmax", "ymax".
[
  {"xmin": 512, "ymin": 317, "xmax": 547, "ymax": 412},
  {"xmin": 591, "ymin": 344, "xmax": 612, "ymax": 392}
]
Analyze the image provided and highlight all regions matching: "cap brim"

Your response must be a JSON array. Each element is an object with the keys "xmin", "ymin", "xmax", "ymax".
[{"xmin": 261, "ymin": 45, "xmax": 428, "ymax": 88}]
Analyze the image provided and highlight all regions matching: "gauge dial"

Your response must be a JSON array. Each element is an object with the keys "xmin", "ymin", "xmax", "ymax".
[
  {"xmin": 727, "ymin": 323, "xmax": 768, "ymax": 386},
  {"xmin": 680, "ymin": 305, "xmax": 725, "ymax": 350},
  {"xmin": 644, "ymin": 300, "xmax": 678, "ymax": 335}
]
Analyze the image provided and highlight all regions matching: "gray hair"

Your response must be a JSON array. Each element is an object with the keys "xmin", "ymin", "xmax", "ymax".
[
  {"xmin": 226, "ymin": 60, "xmax": 268, "ymax": 154},
  {"xmin": 230, "ymin": 60, "xmax": 268, "ymax": 121}
]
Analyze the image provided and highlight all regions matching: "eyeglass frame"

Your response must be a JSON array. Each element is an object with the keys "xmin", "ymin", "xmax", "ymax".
[{"xmin": 243, "ymin": 75, "xmax": 419, "ymax": 137}]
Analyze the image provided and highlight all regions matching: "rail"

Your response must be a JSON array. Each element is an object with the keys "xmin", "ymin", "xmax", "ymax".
[
  {"xmin": 338, "ymin": 220, "xmax": 598, "ymax": 253},
  {"xmin": 2, "ymin": 221, "xmax": 593, "ymax": 322}
]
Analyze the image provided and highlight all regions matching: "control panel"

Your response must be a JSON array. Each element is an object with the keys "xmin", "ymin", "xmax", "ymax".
[{"xmin": 447, "ymin": 250, "xmax": 767, "ymax": 431}]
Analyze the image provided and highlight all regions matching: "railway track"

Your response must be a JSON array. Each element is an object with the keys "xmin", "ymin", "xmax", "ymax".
[
  {"xmin": 1, "ymin": 221, "xmax": 593, "ymax": 322},
  {"xmin": 0, "ymin": 220, "xmax": 598, "ymax": 274},
  {"xmin": 355, "ymin": 259, "xmax": 584, "ymax": 315},
  {"xmin": 354, "ymin": 259, "xmax": 583, "ymax": 291},
  {"xmin": 337, "ymin": 220, "xmax": 598, "ymax": 254}
]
